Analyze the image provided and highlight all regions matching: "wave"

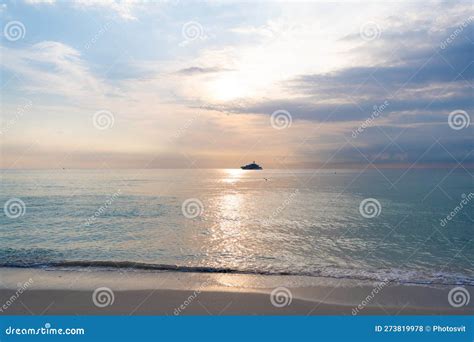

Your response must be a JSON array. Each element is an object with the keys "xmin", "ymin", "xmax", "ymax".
[
  {"xmin": 0, "ymin": 260, "xmax": 297, "ymax": 276},
  {"xmin": 1, "ymin": 260, "xmax": 473, "ymax": 286}
]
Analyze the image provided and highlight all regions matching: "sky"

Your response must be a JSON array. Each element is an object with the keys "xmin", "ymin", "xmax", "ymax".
[{"xmin": 0, "ymin": 0, "xmax": 473, "ymax": 169}]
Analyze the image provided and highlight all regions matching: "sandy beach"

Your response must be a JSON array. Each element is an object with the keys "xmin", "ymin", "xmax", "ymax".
[{"xmin": 0, "ymin": 268, "xmax": 471, "ymax": 316}]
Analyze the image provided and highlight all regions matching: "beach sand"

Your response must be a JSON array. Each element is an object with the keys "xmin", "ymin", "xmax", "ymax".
[{"xmin": 0, "ymin": 268, "xmax": 472, "ymax": 315}]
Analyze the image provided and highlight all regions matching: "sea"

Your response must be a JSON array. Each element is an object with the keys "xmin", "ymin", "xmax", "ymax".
[{"xmin": 1, "ymin": 168, "xmax": 473, "ymax": 285}]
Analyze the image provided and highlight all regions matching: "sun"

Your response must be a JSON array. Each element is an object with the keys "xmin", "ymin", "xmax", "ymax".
[{"xmin": 208, "ymin": 76, "xmax": 248, "ymax": 101}]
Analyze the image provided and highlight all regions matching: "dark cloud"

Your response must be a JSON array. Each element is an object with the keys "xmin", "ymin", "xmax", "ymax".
[
  {"xmin": 175, "ymin": 66, "xmax": 233, "ymax": 75},
  {"xmin": 201, "ymin": 20, "xmax": 473, "ymax": 166},
  {"xmin": 205, "ymin": 90, "xmax": 472, "ymax": 123},
  {"xmin": 335, "ymin": 138, "xmax": 474, "ymax": 165},
  {"xmin": 301, "ymin": 124, "xmax": 474, "ymax": 166},
  {"xmin": 206, "ymin": 23, "xmax": 473, "ymax": 126}
]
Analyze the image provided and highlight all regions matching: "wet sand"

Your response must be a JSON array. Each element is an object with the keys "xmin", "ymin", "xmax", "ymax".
[{"xmin": 0, "ymin": 268, "xmax": 472, "ymax": 315}]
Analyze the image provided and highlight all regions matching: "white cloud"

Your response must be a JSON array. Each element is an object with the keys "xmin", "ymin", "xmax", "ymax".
[
  {"xmin": 23, "ymin": 0, "xmax": 139, "ymax": 20},
  {"xmin": 1, "ymin": 41, "xmax": 105, "ymax": 101},
  {"xmin": 24, "ymin": 0, "xmax": 56, "ymax": 4},
  {"xmin": 72, "ymin": 0, "xmax": 139, "ymax": 20}
]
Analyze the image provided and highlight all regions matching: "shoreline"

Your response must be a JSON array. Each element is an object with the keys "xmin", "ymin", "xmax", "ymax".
[
  {"xmin": 1, "ymin": 261, "xmax": 472, "ymax": 287},
  {"xmin": 0, "ymin": 267, "xmax": 472, "ymax": 315}
]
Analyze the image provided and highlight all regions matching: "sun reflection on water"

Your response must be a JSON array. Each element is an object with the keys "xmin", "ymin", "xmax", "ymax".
[
  {"xmin": 222, "ymin": 168, "xmax": 244, "ymax": 184},
  {"xmin": 204, "ymin": 190, "xmax": 247, "ymax": 263}
]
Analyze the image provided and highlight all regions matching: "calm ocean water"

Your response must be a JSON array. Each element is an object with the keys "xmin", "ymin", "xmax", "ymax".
[{"xmin": 1, "ymin": 169, "xmax": 473, "ymax": 285}]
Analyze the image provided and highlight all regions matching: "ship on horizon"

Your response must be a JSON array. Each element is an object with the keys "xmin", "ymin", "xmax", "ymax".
[{"xmin": 241, "ymin": 161, "xmax": 263, "ymax": 170}]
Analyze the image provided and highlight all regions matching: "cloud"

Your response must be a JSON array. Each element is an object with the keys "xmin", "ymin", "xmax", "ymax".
[
  {"xmin": 3, "ymin": 0, "xmax": 473, "ymax": 168},
  {"xmin": 175, "ymin": 66, "xmax": 233, "ymax": 76},
  {"xmin": 73, "ymin": 0, "xmax": 138, "ymax": 20},
  {"xmin": 23, "ymin": 0, "xmax": 139, "ymax": 20},
  {"xmin": 24, "ymin": 0, "xmax": 56, "ymax": 4},
  {"xmin": 203, "ymin": 21, "xmax": 473, "ymax": 126},
  {"xmin": 335, "ymin": 133, "xmax": 474, "ymax": 165},
  {"xmin": 1, "ymin": 41, "xmax": 105, "ymax": 101}
]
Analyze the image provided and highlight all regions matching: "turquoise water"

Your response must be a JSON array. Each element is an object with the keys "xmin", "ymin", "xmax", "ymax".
[{"xmin": 1, "ymin": 169, "xmax": 472, "ymax": 285}]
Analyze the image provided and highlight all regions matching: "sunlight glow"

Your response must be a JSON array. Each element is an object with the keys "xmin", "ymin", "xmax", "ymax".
[
  {"xmin": 222, "ymin": 169, "xmax": 244, "ymax": 183},
  {"xmin": 208, "ymin": 76, "xmax": 248, "ymax": 101}
]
